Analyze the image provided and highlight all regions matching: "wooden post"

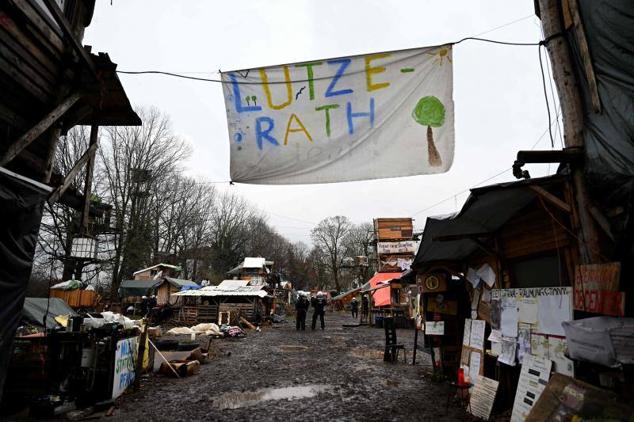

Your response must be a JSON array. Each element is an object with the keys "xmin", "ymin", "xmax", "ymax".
[
  {"xmin": 134, "ymin": 321, "xmax": 149, "ymax": 391},
  {"xmin": 538, "ymin": 0, "xmax": 601, "ymax": 264},
  {"xmin": 80, "ymin": 125, "xmax": 99, "ymax": 234}
]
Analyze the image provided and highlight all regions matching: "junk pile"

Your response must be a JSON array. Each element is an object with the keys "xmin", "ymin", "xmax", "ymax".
[{"xmin": 2, "ymin": 298, "xmax": 144, "ymax": 419}]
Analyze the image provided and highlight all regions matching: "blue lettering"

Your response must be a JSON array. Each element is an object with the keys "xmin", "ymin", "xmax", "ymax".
[
  {"xmin": 325, "ymin": 58, "xmax": 353, "ymax": 97},
  {"xmin": 230, "ymin": 73, "xmax": 262, "ymax": 113},
  {"xmin": 255, "ymin": 117, "xmax": 279, "ymax": 150},
  {"xmin": 346, "ymin": 98, "xmax": 375, "ymax": 134}
]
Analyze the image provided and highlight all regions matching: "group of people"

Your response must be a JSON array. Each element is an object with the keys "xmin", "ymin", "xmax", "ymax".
[{"xmin": 295, "ymin": 291, "xmax": 328, "ymax": 330}]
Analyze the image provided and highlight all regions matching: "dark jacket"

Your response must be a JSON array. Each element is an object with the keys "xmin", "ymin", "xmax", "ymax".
[
  {"xmin": 312, "ymin": 296, "xmax": 327, "ymax": 313},
  {"xmin": 295, "ymin": 296, "xmax": 309, "ymax": 313}
]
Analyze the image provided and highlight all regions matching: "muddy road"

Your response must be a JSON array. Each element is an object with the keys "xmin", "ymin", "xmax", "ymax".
[{"xmin": 110, "ymin": 312, "xmax": 471, "ymax": 421}]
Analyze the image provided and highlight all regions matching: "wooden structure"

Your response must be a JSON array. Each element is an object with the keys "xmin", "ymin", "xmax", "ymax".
[
  {"xmin": 49, "ymin": 288, "xmax": 99, "ymax": 308},
  {"xmin": 133, "ymin": 263, "xmax": 181, "ymax": 281},
  {"xmin": 174, "ymin": 280, "xmax": 271, "ymax": 325}
]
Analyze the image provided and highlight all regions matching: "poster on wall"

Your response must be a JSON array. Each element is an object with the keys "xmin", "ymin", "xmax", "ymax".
[
  {"xmin": 425, "ymin": 321, "xmax": 445, "ymax": 335},
  {"xmin": 112, "ymin": 337, "xmax": 138, "ymax": 399},
  {"xmin": 222, "ymin": 46, "xmax": 454, "ymax": 184}
]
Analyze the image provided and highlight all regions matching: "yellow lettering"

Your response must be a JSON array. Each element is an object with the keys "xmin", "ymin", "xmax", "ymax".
[
  {"xmin": 259, "ymin": 65, "xmax": 293, "ymax": 110},
  {"xmin": 364, "ymin": 53, "xmax": 391, "ymax": 92},
  {"xmin": 284, "ymin": 113, "xmax": 313, "ymax": 145}
]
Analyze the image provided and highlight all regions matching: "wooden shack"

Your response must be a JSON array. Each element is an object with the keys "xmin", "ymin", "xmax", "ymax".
[{"xmin": 174, "ymin": 280, "xmax": 271, "ymax": 325}]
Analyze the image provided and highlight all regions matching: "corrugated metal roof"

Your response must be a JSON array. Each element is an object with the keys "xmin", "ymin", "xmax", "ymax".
[
  {"xmin": 164, "ymin": 277, "xmax": 199, "ymax": 288},
  {"xmin": 218, "ymin": 279, "xmax": 249, "ymax": 288},
  {"xmin": 172, "ymin": 285, "xmax": 268, "ymax": 298}
]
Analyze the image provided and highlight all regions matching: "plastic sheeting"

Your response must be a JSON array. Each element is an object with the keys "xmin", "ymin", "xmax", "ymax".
[
  {"xmin": 22, "ymin": 297, "xmax": 77, "ymax": 328},
  {"xmin": 0, "ymin": 170, "xmax": 48, "ymax": 397},
  {"xmin": 573, "ymin": 0, "xmax": 634, "ymax": 203}
]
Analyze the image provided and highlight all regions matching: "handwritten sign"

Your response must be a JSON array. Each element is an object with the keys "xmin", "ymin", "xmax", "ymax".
[
  {"xmin": 112, "ymin": 337, "xmax": 138, "ymax": 399},
  {"xmin": 221, "ymin": 46, "xmax": 454, "ymax": 184},
  {"xmin": 377, "ymin": 241, "xmax": 417, "ymax": 254},
  {"xmin": 574, "ymin": 263, "xmax": 624, "ymax": 317},
  {"xmin": 469, "ymin": 319, "xmax": 486, "ymax": 350}
]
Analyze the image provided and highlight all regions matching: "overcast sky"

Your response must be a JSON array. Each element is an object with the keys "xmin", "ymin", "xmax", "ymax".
[{"xmin": 84, "ymin": 0, "xmax": 561, "ymax": 245}]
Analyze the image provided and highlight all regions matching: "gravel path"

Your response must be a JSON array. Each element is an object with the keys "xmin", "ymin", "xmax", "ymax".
[{"xmin": 109, "ymin": 312, "xmax": 472, "ymax": 421}]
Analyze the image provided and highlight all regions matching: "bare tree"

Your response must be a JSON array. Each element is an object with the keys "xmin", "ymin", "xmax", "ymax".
[
  {"xmin": 98, "ymin": 107, "xmax": 191, "ymax": 299},
  {"xmin": 310, "ymin": 216, "xmax": 351, "ymax": 292},
  {"xmin": 343, "ymin": 222, "xmax": 376, "ymax": 283}
]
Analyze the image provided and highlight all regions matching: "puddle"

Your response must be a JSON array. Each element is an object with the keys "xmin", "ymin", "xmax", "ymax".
[
  {"xmin": 277, "ymin": 345, "xmax": 309, "ymax": 352},
  {"xmin": 215, "ymin": 384, "xmax": 331, "ymax": 410}
]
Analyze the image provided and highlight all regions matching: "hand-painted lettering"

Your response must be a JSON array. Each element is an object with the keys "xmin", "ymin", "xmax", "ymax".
[
  {"xmin": 259, "ymin": 66, "xmax": 293, "ymax": 110},
  {"xmin": 255, "ymin": 117, "xmax": 279, "ymax": 150},
  {"xmin": 365, "ymin": 53, "xmax": 391, "ymax": 92},
  {"xmin": 284, "ymin": 114, "xmax": 313, "ymax": 145},
  {"xmin": 315, "ymin": 104, "xmax": 340, "ymax": 137},
  {"xmin": 325, "ymin": 58, "xmax": 353, "ymax": 97},
  {"xmin": 346, "ymin": 98, "xmax": 375, "ymax": 134},
  {"xmin": 230, "ymin": 73, "xmax": 262, "ymax": 113},
  {"xmin": 295, "ymin": 61, "xmax": 323, "ymax": 100}
]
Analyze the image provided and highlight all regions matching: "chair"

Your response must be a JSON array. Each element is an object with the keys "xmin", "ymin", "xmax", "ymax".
[{"xmin": 383, "ymin": 317, "xmax": 406, "ymax": 363}]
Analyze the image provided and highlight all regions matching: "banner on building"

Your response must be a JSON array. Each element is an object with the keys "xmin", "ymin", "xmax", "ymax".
[{"xmin": 222, "ymin": 45, "xmax": 454, "ymax": 184}]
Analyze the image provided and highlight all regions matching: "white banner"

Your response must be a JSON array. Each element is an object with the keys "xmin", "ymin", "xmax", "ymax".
[
  {"xmin": 377, "ymin": 241, "xmax": 417, "ymax": 254},
  {"xmin": 222, "ymin": 45, "xmax": 454, "ymax": 184}
]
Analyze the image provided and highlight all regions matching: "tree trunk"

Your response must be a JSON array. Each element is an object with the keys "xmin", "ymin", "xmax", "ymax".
[{"xmin": 427, "ymin": 126, "xmax": 442, "ymax": 167}]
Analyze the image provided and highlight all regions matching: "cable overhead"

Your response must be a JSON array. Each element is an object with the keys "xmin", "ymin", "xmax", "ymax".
[{"xmin": 116, "ymin": 35, "xmax": 548, "ymax": 85}]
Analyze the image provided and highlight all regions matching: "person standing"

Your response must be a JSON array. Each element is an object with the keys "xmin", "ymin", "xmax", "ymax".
[
  {"xmin": 295, "ymin": 293, "xmax": 309, "ymax": 330},
  {"xmin": 350, "ymin": 297, "xmax": 359, "ymax": 319},
  {"xmin": 311, "ymin": 292, "xmax": 327, "ymax": 330}
]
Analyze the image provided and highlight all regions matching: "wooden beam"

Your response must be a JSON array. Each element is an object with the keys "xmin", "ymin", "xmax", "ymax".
[
  {"xmin": 568, "ymin": 0, "xmax": 602, "ymax": 113},
  {"xmin": 529, "ymin": 185, "xmax": 572, "ymax": 213},
  {"xmin": 48, "ymin": 142, "xmax": 97, "ymax": 204},
  {"xmin": 589, "ymin": 206, "xmax": 614, "ymax": 241},
  {"xmin": 0, "ymin": 92, "xmax": 82, "ymax": 166},
  {"xmin": 538, "ymin": 0, "xmax": 601, "ymax": 264},
  {"xmin": 80, "ymin": 125, "xmax": 98, "ymax": 234},
  {"xmin": 40, "ymin": 0, "xmax": 97, "ymax": 79}
]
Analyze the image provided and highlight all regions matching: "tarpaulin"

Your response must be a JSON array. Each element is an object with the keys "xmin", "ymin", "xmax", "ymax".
[
  {"xmin": 0, "ymin": 169, "xmax": 48, "ymax": 398},
  {"xmin": 222, "ymin": 45, "xmax": 454, "ymax": 184},
  {"xmin": 369, "ymin": 272, "xmax": 401, "ymax": 307},
  {"xmin": 22, "ymin": 297, "xmax": 77, "ymax": 328},
  {"xmin": 573, "ymin": 0, "xmax": 634, "ymax": 203}
]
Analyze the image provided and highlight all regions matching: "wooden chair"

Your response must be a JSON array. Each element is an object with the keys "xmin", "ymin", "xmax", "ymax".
[{"xmin": 383, "ymin": 317, "xmax": 406, "ymax": 363}]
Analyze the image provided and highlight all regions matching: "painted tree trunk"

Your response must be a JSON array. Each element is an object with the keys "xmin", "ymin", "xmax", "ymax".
[{"xmin": 427, "ymin": 126, "xmax": 442, "ymax": 166}]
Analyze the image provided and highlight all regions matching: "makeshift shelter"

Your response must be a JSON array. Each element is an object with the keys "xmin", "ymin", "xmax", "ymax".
[
  {"xmin": 119, "ymin": 278, "xmax": 199, "ymax": 306},
  {"xmin": 22, "ymin": 298, "xmax": 77, "ymax": 328},
  {"xmin": 226, "ymin": 257, "xmax": 273, "ymax": 286},
  {"xmin": 174, "ymin": 281, "xmax": 271, "ymax": 325},
  {"xmin": 133, "ymin": 263, "xmax": 181, "ymax": 280}
]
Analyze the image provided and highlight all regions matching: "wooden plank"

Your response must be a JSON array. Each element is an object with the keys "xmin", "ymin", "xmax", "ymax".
[
  {"xmin": 40, "ymin": 0, "xmax": 96, "ymax": 78},
  {"xmin": 568, "ymin": 0, "xmax": 601, "ymax": 113},
  {"xmin": 7, "ymin": 0, "xmax": 65, "ymax": 53},
  {"xmin": 79, "ymin": 125, "xmax": 98, "ymax": 233},
  {"xmin": 530, "ymin": 185, "xmax": 572, "ymax": 213},
  {"xmin": 0, "ymin": 91, "xmax": 81, "ymax": 165},
  {"xmin": 47, "ymin": 141, "xmax": 97, "ymax": 204},
  {"xmin": 0, "ymin": 53, "xmax": 51, "ymax": 103},
  {"xmin": 0, "ymin": 37, "xmax": 56, "ymax": 96},
  {"xmin": 0, "ymin": 12, "xmax": 60, "ymax": 78}
]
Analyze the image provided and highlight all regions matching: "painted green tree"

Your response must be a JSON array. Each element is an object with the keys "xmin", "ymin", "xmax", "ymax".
[{"xmin": 412, "ymin": 96, "xmax": 445, "ymax": 167}]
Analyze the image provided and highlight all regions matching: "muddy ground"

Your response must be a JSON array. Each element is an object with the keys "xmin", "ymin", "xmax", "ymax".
[{"xmin": 108, "ymin": 312, "xmax": 471, "ymax": 421}]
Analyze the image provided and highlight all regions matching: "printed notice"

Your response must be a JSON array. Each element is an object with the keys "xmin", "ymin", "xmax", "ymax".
[
  {"xmin": 510, "ymin": 355, "xmax": 552, "ymax": 422},
  {"xmin": 470, "ymin": 375, "xmax": 499, "ymax": 420}
]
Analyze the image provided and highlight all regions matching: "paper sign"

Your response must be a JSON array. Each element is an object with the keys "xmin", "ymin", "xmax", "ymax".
[
  {"xmin": 547, "ymin": 336, "xmax": 574, "ymax": 376},
  {"xmin": 463, "ymin": 319, "xmax": 472, "ymax": 346},
  {"xmin": 377, "ymin": 241, "xmax": 417, "ymax": 254},
  {"xmin": 222, "ymin": 46, "xmax": 454, "ymax": 184},
  {"xmin": 574, "ymin": 263, "xmax": 623, "ymax": 316},
  {"xmin": 537, "ymin": 293, "xmax": 571, "ymax": 336},
  {"xmin": 501, "ymin": 297, "xmax": 519, "ymax": 338},
  {"xmin": 499, "ymin": 337, "xmax": 517, "ymax": 366},
  {"xmin": 518, "ymin": 296, "xmax": 538, "ymax": 324},
  {"xmin": 425, "ymin": 321, "xmax": 445, "ymax": 335},
  {"xmin": 517, "ymin": 323, "xmax": 532, "ymax": 364},
  {"xmin": 466, "ymin": 267, "xmax": 480, "ymax": 288},
  {"xmin": 477, "ymin": 263, "xmax": 496, "ymax": 287},
  {"xmin": 470, "ymin": 320, "xmax": 486, "ymax": 350},
  {"xmin": 470, "ymin": 375, "xmax": 499, "ymax": 420},
  {"xmin": 469, "ymin": 350, "xmax": 482, "ymax": 384},
  {"xmin": 511, "ymin": 355, "xmax": 552, "ymax": 422}
]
